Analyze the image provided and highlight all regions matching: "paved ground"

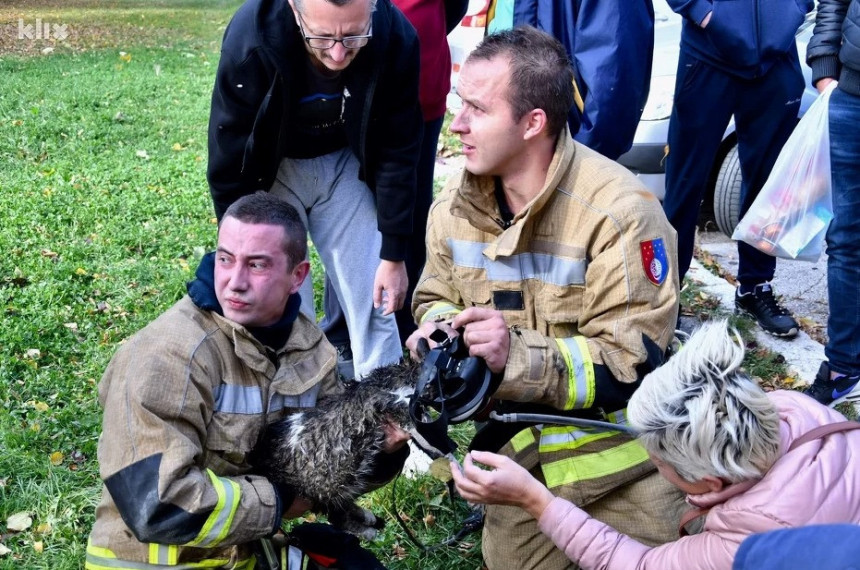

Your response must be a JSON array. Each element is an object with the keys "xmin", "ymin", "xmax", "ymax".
[{"xmin": 694, "ymin": 228, "xmax": 828, "ymax": 386}]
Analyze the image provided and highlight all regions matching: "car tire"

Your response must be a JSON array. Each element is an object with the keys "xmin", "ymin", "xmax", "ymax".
[{"xmin": 714, "ymin": 145, "xmax": 742, "ymax": 236}]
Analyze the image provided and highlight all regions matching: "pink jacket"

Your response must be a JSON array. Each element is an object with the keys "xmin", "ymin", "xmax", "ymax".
[{"xmin": 537, "ymin": 390, "xmax": 860, "ymax": 570}]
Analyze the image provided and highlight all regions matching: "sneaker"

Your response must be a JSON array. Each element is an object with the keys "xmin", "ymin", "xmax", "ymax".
[
  {"xmin": 735, "ymin": 283, "xmax": 799, "ymax": 338},
  {"xmin": 803, "ymin": 362, "xmax": 860, "ymax": 406},
  {"xmin": 335, "ymin": 344, "xmax": 355, "ymax": 381}
]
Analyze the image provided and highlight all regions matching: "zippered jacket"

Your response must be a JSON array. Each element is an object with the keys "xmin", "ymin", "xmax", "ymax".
[
  {"xmin": 207, "ymin": 0, "xmax": 423, "ymax": 261},
  {"xmin": 668, "ymin": 0, "xmax": 814, "ymax": 78},
  {"xmin": 413, "ymin": 131, "xmax": 680, "ymax": 500},
  {"xmin": 807, "ymin": 0, "xmax": 860, "ymax": 96},
  {"xmin": 536, "ymin": 390, "xmax": 860, "ymax": 570},
  {"xmin": 86, "ymin": 294, "xmax": 341, "ymax": 568}
]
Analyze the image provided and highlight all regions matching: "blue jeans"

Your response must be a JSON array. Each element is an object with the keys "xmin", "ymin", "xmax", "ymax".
[{"xmin": 825, "ymin": 87, "xmax": 860, "ymax": 376}]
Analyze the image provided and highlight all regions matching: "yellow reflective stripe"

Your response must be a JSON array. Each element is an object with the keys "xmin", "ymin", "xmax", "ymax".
[
  {"xmin": 541, "ymin": 439, "xmax": 650, "ymax": 489},
  {"xmin": 538, "ymin": 425, "xmax": 617, "ymax": 452},
  {"xmin": 420, "ymin": 302, "xmax": 462, "ymax": 323},
  {"xmin": 148, "ymin": 543, "xmax": 178, "ymax": 565},
  {"xmin": 510, "ymin": 427, "xmax": 536, "ymax": 452},
  {"xmin": 186, "ymin": 469, "xmax": 240, "ymax": 548},
  {"xmin": 555, "ymin": 336, "xmax": 595, "ymax": 410},
  {"xmin": 87, "ymin": 539, "xmax": 240, "ymax": 569}
]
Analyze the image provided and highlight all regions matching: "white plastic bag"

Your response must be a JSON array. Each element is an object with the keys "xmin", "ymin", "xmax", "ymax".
[{"xmin": 732, "ymin": 84, "xmax": 835, "ymax": 261}]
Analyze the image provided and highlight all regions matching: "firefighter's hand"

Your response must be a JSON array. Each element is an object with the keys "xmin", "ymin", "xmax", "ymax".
[
  {"xmin": 451, "ymin": 450, "xmax": 555, "ymax": 521},
  {"xmin": 452, "ymin": 308, "xmax": 510, "ymax": 374},
  {"xmin": 405, "ymin": 320, "xmax": 458, "ymax": 361},
  {"xmin": 283, "ymin": 496, "xmax": 313, "ymax": 520},
  {"xmin": 382, "ymin": 420, "xmax": 411, "ymax": 453}
]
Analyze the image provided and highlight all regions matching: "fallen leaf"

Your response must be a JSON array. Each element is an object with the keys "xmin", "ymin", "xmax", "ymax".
[
  {"xmin": 25, "ymin": 349, "xmax": 41, "ymax": 359},
  {"xmin": 33, "ymin": 541, "xmax": 43, "ymax": 553},
  {"xmin": 7, "ymin": 512, "xmax": 32, "ymax": 532},
  {"xmin": 428, "ymin": 457, "xmax": 453, "ymax": 482},
  {"xmin": 64, "ymin": 322, "xmax": 79, "ymax": 331},
  {"xmin": 0, "ymin": 544, "xmax": 10, "ymax": 556},
  {"xmin": 422, "ymin": 513, "xmax": 436, "ymax": 526},
  {"xmin": 36, "ymin": 522, "xmax": 52, "ymax": 534},
  {"xmin": 50, "ymin": 451, "xmax": 64, "ymax": 466},
  {"xmin": 135, "ymin": 150, "xmax": 149, "ymax": 159},
  {"xmin": 171, "ymin": 142, "xmax": 184, "ymax": 151},
  {"xmin": 119, "ymin": 52, "xmax": 132, "ymax": 63},
  {"xmin": 34, "ymin": 401, "xmax": 49, "ymax": 412}
]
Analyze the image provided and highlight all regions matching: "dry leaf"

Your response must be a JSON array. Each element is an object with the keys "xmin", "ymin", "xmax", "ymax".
[
  {"xmin": 33, "ymin": 541, "xmax": 43, "ymax": 553},
  {"xmin": 0, "ymin": 544, "xmax": 10, "ymax": 556},
  {"xmin": 25, "ymin": 349, "xmax": 41, "ymax": 359},
  {"xmin": 50, "ymin": 451, "xmax": 64, "ymax": 466},
  {"xmin": 7, "ymin": 512, "xmax": 33, "ymax": 532},
  {"xmin": 36, "ymin": 522, "xmax": 52, "ymax": 534},
  {"xmin": 135, "ymin": 150, "xmax": 149, "ymax": 159},
  {"xmin": 428, "ymin": 457, "xmax": 454, "ymax": 482},
  {"xmin": 34, "ymin": 401, "xmax": 49, "ymax": 412}
]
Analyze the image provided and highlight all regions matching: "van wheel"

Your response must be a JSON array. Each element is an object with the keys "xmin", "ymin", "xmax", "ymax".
[{"xmin": 714, "ymin": 145, "xmax": 742, "ymax": 236}]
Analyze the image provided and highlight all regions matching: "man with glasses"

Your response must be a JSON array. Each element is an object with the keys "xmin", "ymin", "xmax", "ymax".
[{"xmin": 207, "ymin": 0, "xmax": 423, "ymax": 379}]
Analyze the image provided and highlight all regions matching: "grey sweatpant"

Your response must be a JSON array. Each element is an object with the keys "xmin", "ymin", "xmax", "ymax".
[{"xmin": 269, "ymin": 148, "xmax": 402, "ymax": 377}]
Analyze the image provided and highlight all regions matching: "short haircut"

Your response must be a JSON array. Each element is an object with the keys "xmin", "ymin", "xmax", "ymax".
[
  {"xmin": 221, "ymin": 192, "xmax": 308, "ymax": 269},
  {"xmin": 467, "ymin": 25, "xmax": 575, "ymax": 139},
  {"xmin": 627, "ymin": 320, "xmax": 781, "ymax": 483},
  {"xmin": 293, "ymin": 0, "xmax": 378, "ymax": 14}
]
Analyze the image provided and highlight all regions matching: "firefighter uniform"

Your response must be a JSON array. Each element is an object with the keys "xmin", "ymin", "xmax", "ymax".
[
  {"xmin": 86, "ymin": 293, "xmax": 340, "ymax": 569},
  {"xmin": 413, "ymin": 131, "xmax": 688, "ymax": 569}
]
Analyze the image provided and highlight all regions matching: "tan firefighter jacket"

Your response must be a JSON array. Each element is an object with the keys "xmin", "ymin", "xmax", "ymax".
[
  {"xmin": 86, "ymin": 296, "xmax": 339, "ymax": 569},
  {"xmin": 413, "ymin": 131, "xmax": 679, "ymax": 503}
]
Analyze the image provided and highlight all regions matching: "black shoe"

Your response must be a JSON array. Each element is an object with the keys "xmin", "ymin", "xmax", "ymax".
[
  {"xmin": 335, "ymin": 344, "xmax": 355, "ymax": 381},
  {"xmin": 803, "ymin": 362, "xmax": 860, "ymax": 406},
  {"xmin": 735, "ymin": 283, "xmax": 799, "ymax": 338}
]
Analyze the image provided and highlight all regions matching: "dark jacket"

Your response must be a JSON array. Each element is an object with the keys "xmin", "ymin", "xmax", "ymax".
[
  {"xmin": 207, "ymin": 0, "xmax": 423, "ymax": 261},
  {"xmin": 498, "ymin": 0, "xmax": 654, "ymax": 160},
  {"xmin": 807, "ymin": 0, "xmax": 860, "ymax": 95},
  {"xmin": 668, "ymin": 0, "xmax": 814, "ymax": 78}
]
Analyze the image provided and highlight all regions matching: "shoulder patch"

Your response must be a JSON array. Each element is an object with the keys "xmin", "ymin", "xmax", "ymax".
[{"xmin": 640, "ymin": 238, "xmax": 669, "ymax": 286}]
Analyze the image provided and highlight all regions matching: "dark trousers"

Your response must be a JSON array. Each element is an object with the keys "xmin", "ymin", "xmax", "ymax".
[
  {"xmin": 663, "ymin": 50, "xmax": 804, "ymax": 288},
  {"xmin": 322, "ymin": 115, "xmax": 445, "ymax": 347}
]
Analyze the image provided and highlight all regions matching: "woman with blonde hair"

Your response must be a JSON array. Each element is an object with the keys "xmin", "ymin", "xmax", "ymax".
[{"xmin": 452, "ymin": 320, "xmax": 860, "ymax": 569}]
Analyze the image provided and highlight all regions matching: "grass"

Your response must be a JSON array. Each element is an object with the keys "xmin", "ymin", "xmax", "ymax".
[{"xmin": 0, "ymin": 1, "xmax": 847, "ymax": 568}]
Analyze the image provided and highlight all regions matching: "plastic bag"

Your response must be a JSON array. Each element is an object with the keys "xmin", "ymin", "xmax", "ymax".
[{"xmin": 732, "ymin": 83, "xmax": 835, "ymax": 261}]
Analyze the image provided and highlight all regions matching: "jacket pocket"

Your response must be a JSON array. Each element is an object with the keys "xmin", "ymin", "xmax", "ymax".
[{"xmin": 536, "ymin": 282, "xmax": 584, "ymax": 338}]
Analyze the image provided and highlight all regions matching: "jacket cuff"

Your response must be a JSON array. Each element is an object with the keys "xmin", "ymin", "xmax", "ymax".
[
  {"xmin": 270, "ymin": 481, "xmax": 297, "ymax": 535},
  {"xmin": 686, "ymin": 1, "xmax": 713, "ymax": 26},
  {"xmin": 810, "ymin": 55, "xmax": 840, "ymax": 87},
  {"xmin": 380, "ymin": 233, "xmax": 409, "ymax": 262}
]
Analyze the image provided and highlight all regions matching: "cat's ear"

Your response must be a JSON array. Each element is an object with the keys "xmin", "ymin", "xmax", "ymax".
[{"xmin": 415, "ymin": 337, "xmax": 430, "ymax": 359}]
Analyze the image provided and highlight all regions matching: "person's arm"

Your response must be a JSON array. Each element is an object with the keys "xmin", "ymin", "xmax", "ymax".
[
  {"xmin": 453, "ymin": 451, "xmax": 738, "ymax": 570},
  {"xmin": 567, "ymin": 0, "xmax": 655, "ymax": 159},
  {"xmin": 206, "ymin": 23, "xmax": 274, "ymax": 221},
  {"xmin": 665, "ymin": 0, "xmax": 713, "ymax": 25},
  {"xmin": 807, "ymin": 0, "xmax": 849, "ymax": 90},
  {"xmin": 98, "ymin": 332, "xmax": 290, "ymax": 547}
]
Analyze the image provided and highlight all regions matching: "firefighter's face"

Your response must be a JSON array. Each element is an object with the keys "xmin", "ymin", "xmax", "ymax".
[
  {"xmin": 215, "ymin": 217, "xmax": 309, "ymax": 328},
  {"xmin": 449, "ymin": 55, "xmax": 532, "ymax": 179}
]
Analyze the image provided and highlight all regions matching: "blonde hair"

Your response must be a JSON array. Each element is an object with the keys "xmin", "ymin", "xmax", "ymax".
[{"xmin": 628, "ymin": 320, "xmax": 781, "ymax": 483}]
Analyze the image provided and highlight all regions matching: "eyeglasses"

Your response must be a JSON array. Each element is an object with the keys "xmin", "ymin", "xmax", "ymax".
[{"xmin": 295, "ymin": 11, "xmax": 373, "ymax": 50}]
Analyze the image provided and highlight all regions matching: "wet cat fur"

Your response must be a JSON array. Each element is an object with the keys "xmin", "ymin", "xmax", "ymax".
[{"xmin": 252, "ymin": 359, "xmax": 426, "ymax": 539}]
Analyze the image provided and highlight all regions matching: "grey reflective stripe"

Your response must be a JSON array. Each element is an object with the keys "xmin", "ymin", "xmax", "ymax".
[
  {"xmin": 194, "ymin": 479, "xmax": 236, "ymax": 547},
  {"xmin": 269, "ymin": 383, "xmax": 320, "ymax": 414},
  {"xmin": 154, "ymin": 544, "xmax": 170, "ymax": 564},
  {"xmin": 448, "ymin": 238, "xmax": 586, "ymax": 286},
  {"xmin": 288, "ymin": 545, "xmax": 304, "ymax": 570},
  {"xmin": 213, "ymin": 384, "xmax": 263, "ymax": 415},
  {"xmin": 558, "ymin": 338, "xmax": 589, "ymax": 409}
]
